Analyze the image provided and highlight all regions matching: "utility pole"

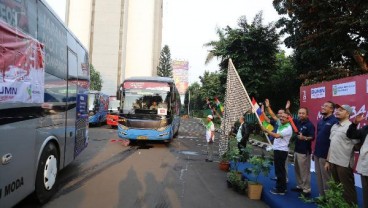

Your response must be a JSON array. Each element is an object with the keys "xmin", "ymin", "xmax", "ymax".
[{"xmin": 188, "ymin": 90, "xmax": 190, "ymax": 116}]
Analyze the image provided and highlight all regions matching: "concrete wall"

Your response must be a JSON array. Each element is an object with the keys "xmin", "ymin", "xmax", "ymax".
[{"xmin": 67, "ymin": 0, "xmax": 163, "ymax": 96}]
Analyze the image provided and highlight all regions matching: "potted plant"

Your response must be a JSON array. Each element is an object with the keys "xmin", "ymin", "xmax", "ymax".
[
  {"xmin": 219, "ymin": 136, "xmax": 240, "ymax": 171},
  {"xmin": 219, "ymin": 152, "xmax": 230, "ymax": 171},
  {"xmin": 245, "ymin": 154, "xmax": 272, "ymax": 200},
  {"xmin": 238, "ymin": 146, "xmax": 252, "ymax": 162},
  {"xmin": 227, "ymin": 170, "xmax": 247, "ymax": 193},
  {"xmin": 227, "ymin": 137, "xmax": 242, "ymax": 168}
]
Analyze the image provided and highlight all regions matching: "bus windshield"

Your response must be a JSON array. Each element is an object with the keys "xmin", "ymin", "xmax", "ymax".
[
  {"xmin": 123, "ymin": 89, "xmax": 169, "ymax": 114},
  {"xmin": 109, "ymin": 100, "xmax": 120, "ymax": 111}
]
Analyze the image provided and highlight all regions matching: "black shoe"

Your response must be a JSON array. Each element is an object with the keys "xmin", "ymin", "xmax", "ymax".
[
  {"xmin": 205, "ymin": 159, "xmax": 213, "ymax": 162},
  {"xmin": 291, "ymin": 187, "xmax": 303, "ymax": 192},
  {"xmin": 270, "ymin": 189, "xmax": 286, "ymax": 195},
  {"xmin": 272, "ymin": 187, "xmax": 287, "ymax": 193}
]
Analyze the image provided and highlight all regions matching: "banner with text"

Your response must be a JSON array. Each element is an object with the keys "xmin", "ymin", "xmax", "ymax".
[
  {"xmin": 0, "ymin": 20, "xmax": 45, "ymax": 103},
  {"xmin": 300, "ymin": 74, "xmax": 368, "ymax": 129},
  {"xmin": 172, "ymin": 60, "xmax": 189, "ymax": 95}
]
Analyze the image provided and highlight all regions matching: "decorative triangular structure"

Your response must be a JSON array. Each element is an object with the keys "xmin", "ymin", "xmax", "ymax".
[{"xmin": 219, "ymin": 59, "xmax": 253, "ymax": 156}]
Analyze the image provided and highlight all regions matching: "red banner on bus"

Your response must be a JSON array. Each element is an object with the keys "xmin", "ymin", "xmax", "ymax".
[{"xmin": 0, "ymin": 20, "xmax": 45, "ymax": 103}]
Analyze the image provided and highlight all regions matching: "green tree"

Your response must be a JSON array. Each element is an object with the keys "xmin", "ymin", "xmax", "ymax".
[
  {"xmin": 267, "ymin": 51, "xmax": 301, "ymax": 110},
  {"xmin": 273, "ymin": 0, "xmax": 368, "ymax": 84},
  {"xmin": 90, "ymin": 64, "xmax": 103, "ymax": 91},
  {"xmin": 184, "ymin": 82, "xmax": 202, "ymax": 116},
  {"xmin": 157, "ymin": 45, "xmax": 173, "ymax": 77},
  {"xmin": 204, "ymin": 12, "xmax": 280, "ymax": 99},
  {"xmin": 199, "ymin": 71, "xmax": 222, "ymax": 104}
]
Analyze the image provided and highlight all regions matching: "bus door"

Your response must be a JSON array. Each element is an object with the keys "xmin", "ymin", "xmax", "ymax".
[{"xmin": 64, "ymin": 49, "xmax": 78, "ymax": 165}]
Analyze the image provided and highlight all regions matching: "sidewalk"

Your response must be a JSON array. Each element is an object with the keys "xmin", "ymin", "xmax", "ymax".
[{"xmin": 176, "ymin": 117, "xmax": 269, "ymax": 207}]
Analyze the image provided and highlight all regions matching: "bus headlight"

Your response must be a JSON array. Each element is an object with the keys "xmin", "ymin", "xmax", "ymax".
[{"xmin": 119, "ymin": 124, "xmax": 129, "ymax": 130}]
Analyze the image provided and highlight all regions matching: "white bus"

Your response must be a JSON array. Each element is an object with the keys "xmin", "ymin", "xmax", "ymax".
[{"xmin": 0, "ymin": 0, "xmax": 89, "ymax": 207}]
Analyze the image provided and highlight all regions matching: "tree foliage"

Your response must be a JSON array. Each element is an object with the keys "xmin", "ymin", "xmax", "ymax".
[
  {"xmin": 157, "ymin": 45, "xmax": 173, "ymax": 77},
  {"xmin": 184, "ymin": 82, "xmax": 202, "ymax": 115},
  {"xmin": 273, "ymin": 0, "xmax": 368, "ymax": 84},
  {"xmin": 90, "ymin": 64, "xmax": 103, "ymax": 91},
  {"xmin": 204, "ymin": 12, "xmax": 283, "ymax": 102},
  {"xmin": 199, "ymin": 71, "xmax": 222, "ymax": 102}
]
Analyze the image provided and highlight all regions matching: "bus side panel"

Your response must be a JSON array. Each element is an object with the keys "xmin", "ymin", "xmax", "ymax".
[
  {"xmin": 65, "ymin": 47, "xmax": 78, "ymax": 166},
  {"xmin": 65, "ymin": 32, "xmax": 89, "ymax": 163},
  {"xmin": 0, "ymin": 120, "xmax": 37, "ymax": 208},
  {"xmin": 0, "ymin": 1, "xmax": 39, "ymax": 207},
  {"xmin": 38, "ymin": 0, "xmax": 68, "ymax": 167}
]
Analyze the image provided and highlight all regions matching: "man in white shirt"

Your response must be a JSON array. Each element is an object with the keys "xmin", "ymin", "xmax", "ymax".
[
  {"xmin": 206, "ymin": 115, "xmax": 215, "ymax": 162},
  {"xmin": 262, "ymin": 112, "xmax": 292, "ymax": 195}
]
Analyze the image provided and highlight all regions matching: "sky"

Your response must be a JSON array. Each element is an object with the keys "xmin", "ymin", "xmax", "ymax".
[
  {"xmin": 162, "ymin": 0, "xmax": 288, "ymax": 84},
  {"xmin": 45, "ymin": 0, "xmax": 289, "ymax": 84}
]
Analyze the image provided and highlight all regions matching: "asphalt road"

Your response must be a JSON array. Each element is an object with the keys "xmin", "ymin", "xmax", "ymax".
[{"xmin": 16, "ymin": 118, "xmax": 268, "ymax": 208}]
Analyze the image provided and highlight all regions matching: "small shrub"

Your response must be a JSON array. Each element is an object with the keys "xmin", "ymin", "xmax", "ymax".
[
  {"xmin": 301, "ymin": 180, "xmax": 358, "ymax": 208},
  {"xmin": 227, "ymin": 170, "xmax": 247, "ymax": 193},
  {"xmin": 245, "ymin": 154, "xmax": 272, "ymax": 184}
]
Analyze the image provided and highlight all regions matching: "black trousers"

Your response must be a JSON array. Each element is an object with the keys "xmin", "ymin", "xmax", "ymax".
[
  {"xmin": 362, "ymin": 175, "xmax": 368, "ymax": 208},
  {"xmin": 274, "ymin": 150, "xmax": 288, "ymax": 192},
  {"xmin": 238, "ymin": 141, "xmax": 247, "ymax": 150}
]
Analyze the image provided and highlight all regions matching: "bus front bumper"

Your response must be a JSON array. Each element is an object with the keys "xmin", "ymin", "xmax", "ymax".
[{"xmin": 117, "ymin": 124, "xmax": 172, "ymax": 141}]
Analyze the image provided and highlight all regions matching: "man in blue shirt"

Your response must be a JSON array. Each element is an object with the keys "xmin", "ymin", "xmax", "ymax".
[
  {"xmin": 313, "ymin": 101, "xmax": 338, "ymax": 196},
  {"xmin": 291, "ymin": 107, "xmax": 315, "ymax": 197}
]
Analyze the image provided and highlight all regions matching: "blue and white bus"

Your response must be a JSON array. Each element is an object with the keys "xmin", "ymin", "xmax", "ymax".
[
  {"xmin": 0, "ymin": 0, "xmax": 89, "ymax": 207},
  {"xmin": 117, "ymin": 77, "xmax": 181, "ymax": 143},
  {"xmin": 88, "ymin": 91, "xmax": 109, "ymax": 126}
]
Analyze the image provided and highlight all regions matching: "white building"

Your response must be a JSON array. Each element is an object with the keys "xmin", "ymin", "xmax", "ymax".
[{"xmin": 66, "ymin": 0, "xmax": 163, "ymax": 95}]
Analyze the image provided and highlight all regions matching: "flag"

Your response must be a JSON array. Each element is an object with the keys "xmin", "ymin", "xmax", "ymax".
[
  {"xmin": 251, "ymin": 97, "xmax": 265, "ymax": 122},
  {"xmin": 287, "ymin": 116, "xmax": 299, "ymax": 133},
  {"xmin": 219, "ymin": 59, "xmax": 253, "ymax": 156},
  {"xmin": 252, "ymin": 97, "xmax": 274, "ymax": 131}
]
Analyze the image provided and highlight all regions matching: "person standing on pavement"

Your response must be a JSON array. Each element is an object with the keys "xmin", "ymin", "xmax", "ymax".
[
  {"xmin": 236, "ymin": 115, "xmax": 250, "ymax": 151},
  {"xmin": 313, "ymin": 101, "xmax": 338, "ymax": 197},
  {"xmin": 206, "ymin": 115, "xmax": 215, "ymax": 162},
  {"xmin": 291, "ymin": 107, "xmax": 315, "ymax": 197},
  {"xmin": 347, "ymin": 113, "xmax": 368, "ymax": 208},
  {"xmin": 261, "ymin": 112, "xmax": 293, "ymax": 195},
  {"xmin": 325, "ymin": 104, "xmax": 357, "ymax": 206}
]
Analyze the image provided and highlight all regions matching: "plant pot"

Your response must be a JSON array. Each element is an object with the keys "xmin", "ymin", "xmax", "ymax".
[
  {"xmin": 219, "ymin": 161, "xmax": 230, "ymax": 171},
  {"xmin": 248, "ymin": 183, "xmax": 263, "ymax": 200}
]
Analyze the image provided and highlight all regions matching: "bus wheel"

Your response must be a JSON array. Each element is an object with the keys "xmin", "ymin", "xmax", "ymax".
[{"xmin": 35, "ymin": 143, "xmax": 59, "ymax": 204}]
